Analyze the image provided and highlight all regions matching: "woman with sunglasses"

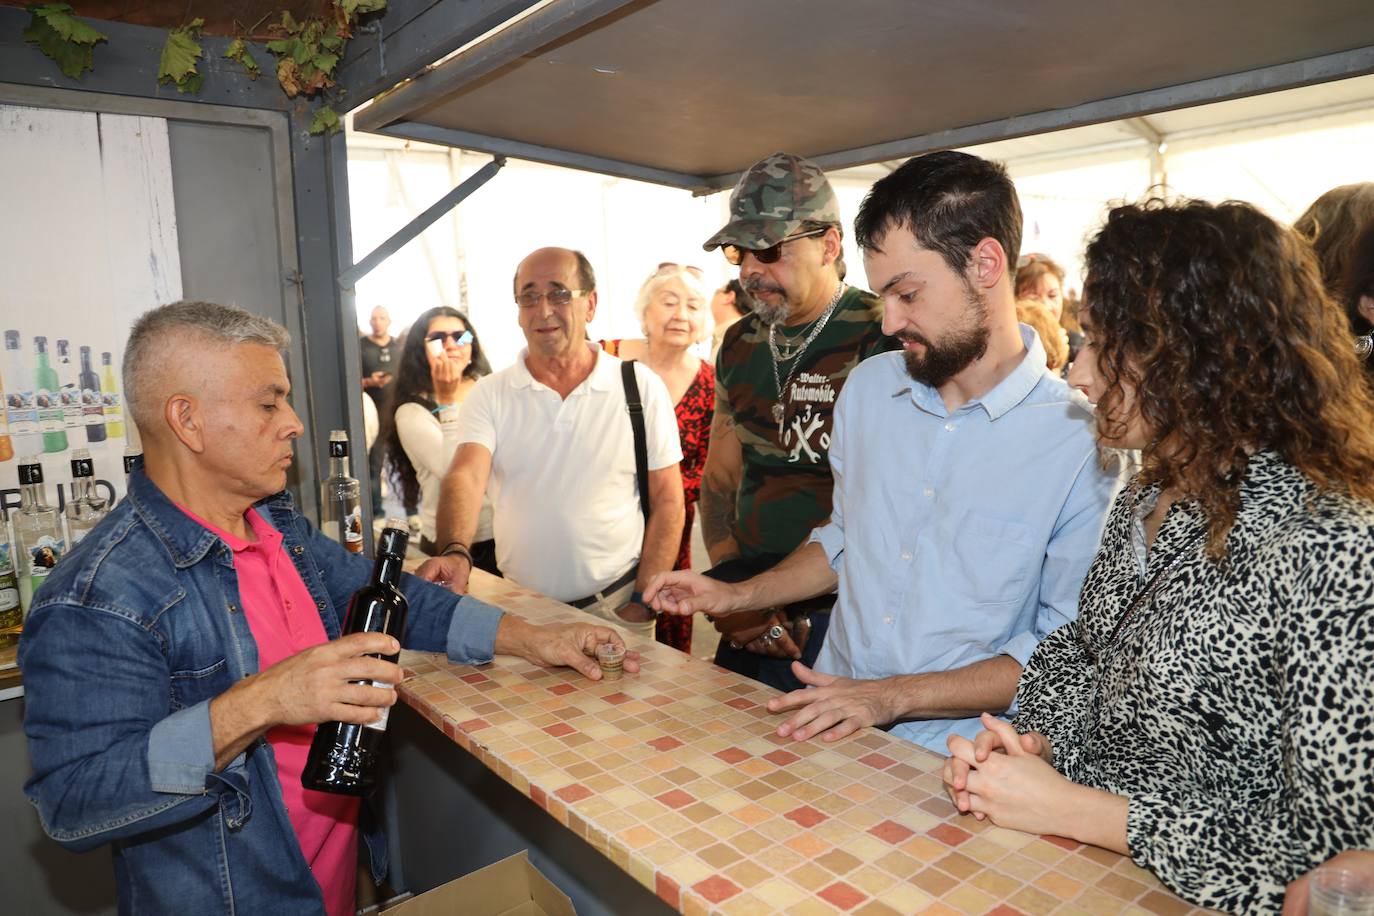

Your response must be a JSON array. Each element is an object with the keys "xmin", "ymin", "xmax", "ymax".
[
  {"xmin": 379, "ymin": 306, "xmax": 497, "ymax": 567},
  {"xmin": 941, "ymin": 198, "xmax": 1374, "ymax": 913},
  {"xmin": 600, "ymin": 264, "xmax": 715, "ymax": 652}
]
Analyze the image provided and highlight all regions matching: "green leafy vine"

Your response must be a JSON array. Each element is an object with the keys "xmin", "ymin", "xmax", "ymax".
[
  {"xmin": 158, "ymin": 18, "xmax": 205, "ymax": 94},
  {"xmin": 22, "ymin": 3, "xmax": 107, "ymax": 80}
]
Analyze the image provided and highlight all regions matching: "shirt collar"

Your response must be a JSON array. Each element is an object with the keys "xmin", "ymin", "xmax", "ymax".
[
  {"xmin": 125, "ymin": 466, "xmax": 294, "ymax": 568},
  {"xmin": 175, "ymin": 503, "xmax": 281, "ymax": 554},
  {"xmin": 892, "ymin": 324, "xmax": 1051, "ymax": 420},
  {"xmin": 511, "ymin": 341, "xmax": 614, "ymax": 392}
]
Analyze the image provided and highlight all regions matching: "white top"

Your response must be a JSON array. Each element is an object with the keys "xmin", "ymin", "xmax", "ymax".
[
  {"xmin": 810, "ymin": 327, "xmax": 1121, "ymax": 752},
  {"xmin": 456, "ymin": 344, "xmax": 682, "ymax": 601},
  {"xmin": 395, "ymin": 400, "xmax": 495, "ymax": 545}
]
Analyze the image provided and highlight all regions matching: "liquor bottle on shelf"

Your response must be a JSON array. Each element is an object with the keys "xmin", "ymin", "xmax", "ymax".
[
  {"xmin": 123, "ymin": 444, "xmax": 142, "ymax": 479},
  {"xmin": 0, "ymin": 366, "xmax": 11, "ymax": 463},
  {"xmin": 55, "ymin": 340, "xmax": 83, "ymax": 434},
  {"xmin": 320, "ymin": 429, "xmax": 363, "ymax": 554},
  {"xmin": 12, "ymin": 456, "xmax": 65, "ymax": 616},
  {"xmin": 0, "ymin": 523, "xmax": 20, "ymax": 649},
  {"xmin": 78, "ymin": 346, "xmax": 105, "ymax": 443},
  {"xmin": 100, "ymin": 351, "xmax": 124, "ymax": 439},
  {"xmin": 4, "ymin": 330, "xmax": 41, "ymax": 456},
  {"xmin": 301, "ymin": 522, "xmax": 410, "ymax": 796},
  {"xmin": 64, "ymin": 449, "xmax": 109, "ymax": 546},
  {"xmin": 33, "ymin": 337, "xmax": 67, "ymax": 454}
]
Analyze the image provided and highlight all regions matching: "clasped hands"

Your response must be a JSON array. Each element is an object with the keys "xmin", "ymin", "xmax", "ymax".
[{"xmin": 941, "ymin": 712, "xmax": 1081, "ymax": 836}]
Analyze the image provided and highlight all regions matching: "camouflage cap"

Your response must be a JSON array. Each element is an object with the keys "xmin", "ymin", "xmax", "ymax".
[{"xmin": 703, "ymin": 152, "xmax": 842, "ymax": 252}]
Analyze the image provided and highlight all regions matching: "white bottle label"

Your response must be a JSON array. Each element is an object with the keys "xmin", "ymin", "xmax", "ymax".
[
  {"xmin": 37, "ymin": 387, "xmax": 64, "ymax": 431},
  {"xmin": 364, "ymin": 680, "xmax": 393, "ymax": 732},
  {"xmin": 7, "ymin": 387, "xmax": 38, "ymax": 433},
  {"xmin": 25, "ymin": 535, "xmax": 65, "ymax": 577},
  {"xmin": 102, "ymin": 391, "xmax": 123, "ymax": 424},
  {"xmin": 344, "ymin": 506, "xmax": 363, "ymax": 551},
  {"xmin": 60, "ymin": 384, "xmax": 82, "ymax": 428}
]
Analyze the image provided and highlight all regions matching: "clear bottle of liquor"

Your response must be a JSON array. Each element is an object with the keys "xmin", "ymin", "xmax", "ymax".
[
  {"xmin": 64, "ymin": 449, "xmax": 109, "ymax": 546},
  {"xmin": 55, "ymin": 339, "xmax": 83, "ymax": 434},
  {"xmin": 4, "ymin": 330, "xmax": 41, "ymax": 456},
  {"xmin": 12, "ymin": 457, "xmax": 65, "ymax": 616},
  {"xmin": 0, "ymin": 520, "xmax": 21, "ymax": 649},
  {"xmin": 321, "ymin": 429, "xmax": 363, "ymax": 554}
]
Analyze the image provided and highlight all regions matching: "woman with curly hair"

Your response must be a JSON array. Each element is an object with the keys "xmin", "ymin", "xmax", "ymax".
[
  {"xmin": 378, "ymin": 306, "xmax": 498, "ymax": 569},
  {"xmin": 942, "ymin": 198, "xmax": 1374, "ymax": 914}
]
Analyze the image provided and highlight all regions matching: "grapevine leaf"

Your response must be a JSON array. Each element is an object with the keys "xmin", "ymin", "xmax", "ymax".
[
  {"xmin": 343, "ymin": 0, "xmax": 388, "ymax": 18},
  {"xmin": 313, "ymin": 51, "xmax": 339, "ymax": 71},
  {"xmin": 159, "ymin": 18, "xmax": 205, "ymax": 94},
  {"xmin": 276, "ymin": 57, "xmax": 304, "ymax": 97},
  {"xmin": 280, "ymin": 10, "xmax": 300, "ymax": 33},
  {"xmin": 265, "ymin": 38, "xmax": 295, "ymax": 55},
  {"xmin": 224, "ymin": 38, "xmax": 260, "ymax": 78},
  {"xmin": 22, "ymin": 3, "xmax": 107, "ymax": 80},
  {"xmin": 308, "ymin": 106, "xmax": 341, "ymax": 135}
]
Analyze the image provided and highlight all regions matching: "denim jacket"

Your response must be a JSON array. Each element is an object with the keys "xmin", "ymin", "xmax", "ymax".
[{"xmin": 20, "ymin": 468, "xmax": 505, "ymax": 914}]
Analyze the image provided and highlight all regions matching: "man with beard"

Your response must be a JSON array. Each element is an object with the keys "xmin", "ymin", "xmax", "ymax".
[
  {"xmin": 647, "ymin": 151, "xmax": 1119, "ymax": 752},
  {"xmin": 697, "ymin": 152, "xmax": 890, "ymax": 691}
]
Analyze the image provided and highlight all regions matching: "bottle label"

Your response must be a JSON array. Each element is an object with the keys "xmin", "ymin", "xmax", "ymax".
[
  {"xmin": 328, "ymin": 439, "xmax": 349, "ymax": 458},
  {"xmin": 102, "ymin": 391, "xmax": 123, "ymax": 423},
  {"xmin": 364, "ymin": 681, "xmax": 393, "ymax": 731},
  {"xmin": 0, "ymin": 582, "xmax": 19, "ymax": 619},
  {"xmin": 7, "ymin": 387, "xmax": 39, "ymax": 433},
  {"xmin": 60, "ymin": 384, "xmax": 82, "ymax": 427},
  {"xmin": 37, "ymin": 388, "xmax": 64, "ymax": 431},
  {"xmin": 25, "ymin": 535, "xmax": 64, "ymax": 577},
  {"xmin": 18, "ymin": 463, "xmax": 43, "ymax": 485},
  {"xmin": 71, "ymin": 457, "xmax": 94, "ymax": 478},
  {"xmin": 124, "ymin": 453, "xmax": 139, "ymax": 474},
  {"xmin": 344, "ymin": 506, "xmax": 364, "ymax": 552},
  {"xmin": 0, "ymin": 541, "xmax": 12, "ymax": 575},
  {"xmin": 82, "ymin": 388, "xmax": 103, "ymax": 424}
]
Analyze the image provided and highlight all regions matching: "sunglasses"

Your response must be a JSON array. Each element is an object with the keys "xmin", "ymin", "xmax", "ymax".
[
  {"xmin": 656, "ymin": 262, "xmax": 705, "ymax": 279},
  {"xmin": 425, "ymin": 329, "xmax": 473, "ymax": 346},
  {"xmin": 515, "ymin": 288, "xmax": 589, "ymax": 308},
  {"xmin": 722, "ymin": 227, "xmax": 829, "ymax": 266}
]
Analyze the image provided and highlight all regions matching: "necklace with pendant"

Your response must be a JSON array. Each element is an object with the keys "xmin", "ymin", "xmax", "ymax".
[{"xmin": 770, "ymin": 283, "xmax": 845, "ymax": 436}]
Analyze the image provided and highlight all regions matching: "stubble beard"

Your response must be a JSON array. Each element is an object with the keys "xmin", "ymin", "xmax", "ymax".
[{"xmin": 901, "ymin": 283, "xmax": 992, "ymax": 387}]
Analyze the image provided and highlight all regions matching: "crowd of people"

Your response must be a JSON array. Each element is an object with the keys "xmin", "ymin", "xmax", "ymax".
[{"xmin": 16, "ymin": 146, "xmax": 1374, "ymax": 916}]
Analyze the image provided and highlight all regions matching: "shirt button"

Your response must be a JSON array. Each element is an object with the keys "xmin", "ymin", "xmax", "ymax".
[
  {"xmin": 922, "ymin": 486, "xmax": 934, "ymax": 498},
  {"xmin": 292, "ymin": 545, "xmax": 305, "ymax": 556},
  {"xmin": 944, "ymin": 422, "xmax": 956, "ymax": 431},
  {"xmin": 227, "ymin": 603, "xmax": 238, "ymax": 614},
  {"xmin": 900, "ymin": 550, "xmax": 912, "ymax": 562},
  {"xmin": 317, "ymin": 600, "xmax": 326, "ymax": 610},
  {"xmin": 883, "ymin": 616, "xmax": 893, "ymax": 626}
]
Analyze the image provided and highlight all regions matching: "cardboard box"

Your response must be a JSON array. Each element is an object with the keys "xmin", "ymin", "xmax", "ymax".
[{"xmin": 385, "ymin": 851, "xmax": 576, "ymax": 916}]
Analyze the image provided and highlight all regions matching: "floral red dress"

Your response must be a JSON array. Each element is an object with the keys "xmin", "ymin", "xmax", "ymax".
[{"xmin": 601, "ymin": 341, "xmax": 714, "ymax": 652}]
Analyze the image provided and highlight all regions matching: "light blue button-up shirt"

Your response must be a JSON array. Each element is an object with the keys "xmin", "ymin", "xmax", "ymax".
[{"xmin": 810, "ymin": 326, "xmax": 1119, "ymax": 753}]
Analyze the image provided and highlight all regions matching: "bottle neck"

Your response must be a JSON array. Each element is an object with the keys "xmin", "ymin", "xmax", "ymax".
[
  {"xmin": 372, "ymin": 552, "xmax": 404, "ymax": 587},
  {"xmin": 329, "ymin": 454, "xmax": 351, "ymax": 479},
  {"xmin": 70, "ymin": 477, "xmax": 95, "ymax": 503},
  {"xmin": 19, "ymin": 482, "xmax": 46, "ymax": 510}
]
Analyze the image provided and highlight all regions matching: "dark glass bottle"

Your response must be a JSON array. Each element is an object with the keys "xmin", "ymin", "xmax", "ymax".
[{"xmin": 301, "ymin": 523, "xmax": 410, "ymax": 796}]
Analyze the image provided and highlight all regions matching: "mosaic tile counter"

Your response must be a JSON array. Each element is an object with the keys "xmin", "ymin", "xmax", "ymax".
[{"xmin": 397, "ymin": 571, "xmax": 1208, "ymax": 916}]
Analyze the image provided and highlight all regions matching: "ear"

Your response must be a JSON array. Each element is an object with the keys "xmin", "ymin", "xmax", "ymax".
[
  {"xmin": 163, "ymin": 393, "xmax": 207, "ymax": 454},
  {"xmin": 968, "ymin": 237, "xmax": 1008, "ymax": 291},
  {"xmin": 583, "ymin": 290, "xmax": 598, "ymax": 325},
  {"xmin": 822, "ymin": 227, "xmax": 843, "ymax": 268},
  {"xmin": 1359, "ymin": 294, "xmax": 1374, "ymax": 328}
]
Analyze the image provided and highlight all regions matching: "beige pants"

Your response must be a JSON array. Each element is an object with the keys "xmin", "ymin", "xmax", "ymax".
[{"xmin": 576, "ymin": 580, "xmax": 655, "ymax": 639}]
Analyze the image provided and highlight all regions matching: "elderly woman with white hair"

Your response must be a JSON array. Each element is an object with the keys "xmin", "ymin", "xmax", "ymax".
[{"xmin": 600, "ymin": 264, "xmax": 716, "ymax": 652}]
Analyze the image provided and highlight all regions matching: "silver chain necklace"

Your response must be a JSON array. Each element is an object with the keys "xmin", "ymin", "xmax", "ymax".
[{"xmin": 770, "ymin": 283, "xmax": 845, "ymax": 436}]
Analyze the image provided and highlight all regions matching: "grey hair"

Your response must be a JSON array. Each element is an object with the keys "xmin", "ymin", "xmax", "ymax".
[
  {"xmin": 633, "ymin": 266, "xmax": 714, "ymax": 344},
  {"xmin": 123, "ymin": 300, "xmax": 290, "ymax": 432}
]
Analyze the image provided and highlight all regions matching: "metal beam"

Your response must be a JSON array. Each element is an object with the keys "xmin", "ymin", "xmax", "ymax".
[
  {"xmin": 369, "ymin": 119, "xmax": 710, "ymax": 189},
  {"xmin": 695, "ymin": 44, "xmax": 1374, "ymax": 193},
  {"xmin": 353, "ymin": 0, "xmax": 639, "ymax": 133},
  {"xmin": 338, "ymin": 155, "xmax": 507, "ymax": 291}
]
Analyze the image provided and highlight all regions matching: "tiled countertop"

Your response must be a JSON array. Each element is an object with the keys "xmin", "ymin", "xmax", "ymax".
[{"xmin": 398, "ymin": 571, "xmax": 1208, "ymax": 916}]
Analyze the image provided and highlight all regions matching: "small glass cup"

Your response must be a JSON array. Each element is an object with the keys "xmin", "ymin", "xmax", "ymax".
[
  {"xmin": 1311, "ymin": 865, "xmax": 1374, "ymax": 916},
  {"xmin": 595, "ymin": 643, "xmax": 625, "ymax": 681}
]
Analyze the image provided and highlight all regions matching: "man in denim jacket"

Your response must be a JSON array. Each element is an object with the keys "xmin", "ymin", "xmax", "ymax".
[{"xmin": 20, "ymin": 301, "xmax": 635, "ymax": 915}]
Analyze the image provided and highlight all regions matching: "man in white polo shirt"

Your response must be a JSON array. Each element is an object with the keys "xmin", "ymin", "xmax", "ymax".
[{"xmin": 417, "ymin": 247, "xmax": 685, "ymax": 635}]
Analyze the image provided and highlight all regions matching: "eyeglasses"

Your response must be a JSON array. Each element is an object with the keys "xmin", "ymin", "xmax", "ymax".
[
  {"xmin": 425, "ymin": 329, "xmax": 473, "ymax": 346},
  {"xmin": 515, "ymin": 288, "xmax": 589, "ymax": 308},
  {"xmin": 657, "ymin": 262, "xmax": 705, "ymax": 279},
  {"xmin": 722, "ymin": 228, "xmax": 829, "ymax": 266}
]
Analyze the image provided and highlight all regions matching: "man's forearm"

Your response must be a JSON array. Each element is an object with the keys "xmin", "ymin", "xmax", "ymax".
[
  {"xmin": 883, "ymin": 654, "xmax": 1023, "ymax": 721},
  {"xmin": 699, "ymin": 474, "xmax": 740, "ymax": 562},
  {"xmin": 209, "ymin": 677, "xmax": 272, "ymax": 771},
  {"xmin": 435, "ymin": 470, "xmax": 483, "ymax": 548},
  {"xmin": 737, "ymin": 541, "xmax": 838, "ymax": 612},
  {"xmin": 636, "ymin": 499, "xmax": 685, "ymax": 591}
]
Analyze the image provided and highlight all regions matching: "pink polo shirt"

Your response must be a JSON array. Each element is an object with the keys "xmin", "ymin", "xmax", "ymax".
[{"xmin": 180, "ymin": 505, "xmax": 359, "ymax": 916}]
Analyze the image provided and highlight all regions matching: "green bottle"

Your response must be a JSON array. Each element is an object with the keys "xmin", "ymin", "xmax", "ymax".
[{"xmin": 34, "ymin": 337, "xmax": 67, "ymax": 454}]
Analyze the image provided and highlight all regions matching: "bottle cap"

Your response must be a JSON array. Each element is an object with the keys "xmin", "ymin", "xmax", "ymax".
[
  {"xmin": 328, "ymin": 428, "xmax": 349, "ymax": 458},
  {"xmin": 377, "ymin": 522, "xmax": 410, "ymax": 557},
  {"xmin": 18, "ymin": 458, "xmax": 43, "ymax": 485},
  {"xmin": 71, "ymin": 449, "xmax": 94, "ymax": 478}
]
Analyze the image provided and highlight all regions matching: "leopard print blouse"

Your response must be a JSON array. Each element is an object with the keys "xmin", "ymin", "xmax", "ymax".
[{"xmin": 1014, "ymin": 450, "xmax": 1374, "ymax": 914}]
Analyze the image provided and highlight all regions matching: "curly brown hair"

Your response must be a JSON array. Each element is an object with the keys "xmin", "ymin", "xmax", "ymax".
[{"xmin": 1083, "ymin": 197, "xmax": 1374, "ymax": 557}]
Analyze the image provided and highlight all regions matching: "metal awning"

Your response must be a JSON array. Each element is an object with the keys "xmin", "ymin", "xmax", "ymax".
[{"xmin": 352, "ymin": 0, "xmax": 1374, "ymax": 192}]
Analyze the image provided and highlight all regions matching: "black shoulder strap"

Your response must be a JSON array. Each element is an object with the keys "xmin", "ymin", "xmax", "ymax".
[{"xmin": 621, "ymin": 359, "xmax": 651, "ymax": 521}]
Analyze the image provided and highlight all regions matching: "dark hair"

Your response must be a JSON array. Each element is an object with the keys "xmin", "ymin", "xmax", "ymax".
[
  {"xmin": 379, "ymin": 307, "xmax": 491, "ymax": 508},
  {"xmin": 1082, "ymin": 197, "xmax": 1374, "ymax": 557},
  {"xmin": 511, "ymin": 248, "xmax": 597, "ymax": 295},
  {"xmin": 854, "ymin": 150, "xmax": 1022, "ymax": 279},
  {"xmin": 798, "ymin": 219, "xmax": 847, "ymax": 280},
  {"xmin": 1343, "ymin": 219, "xmax": 1374, "ymax": 335},
  {"xmin": 1293, "ymin": 183, "xmax": 1374, "ymax": 301},
  {"xmin": 724, "ymin": 279, "xmax": 754, "ymax": 315}
]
